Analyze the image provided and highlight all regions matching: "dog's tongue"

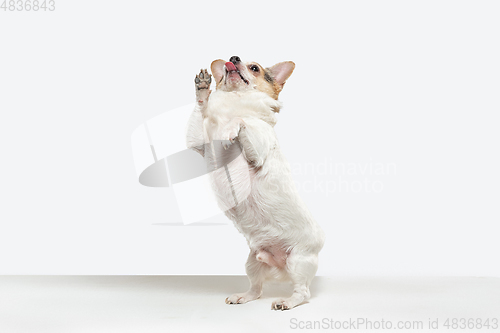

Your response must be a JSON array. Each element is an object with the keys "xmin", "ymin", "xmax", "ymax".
[{"xmin": 225, "ymin": 62, "xmax": 237, "ymax": 71}]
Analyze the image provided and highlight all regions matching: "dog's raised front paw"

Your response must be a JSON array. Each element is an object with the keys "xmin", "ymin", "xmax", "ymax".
[
  {"xmin": 195, "ymin": 68, "xmax": 211, "ymax": 89},
  {"xmin": 195, "ymin": 69, "xmax": 212, "ymax": 104}
]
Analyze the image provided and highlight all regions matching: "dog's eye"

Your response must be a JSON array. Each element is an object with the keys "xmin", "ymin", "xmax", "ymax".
[{"xmin": 250, "ymin": 65, "xmax": 259, "ymax": 72}]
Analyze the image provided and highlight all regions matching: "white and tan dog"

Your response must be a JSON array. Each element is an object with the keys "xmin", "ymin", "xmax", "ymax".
[{"xmin": 186, "ymin": 56, "xmax": 325, "ymax": 310}]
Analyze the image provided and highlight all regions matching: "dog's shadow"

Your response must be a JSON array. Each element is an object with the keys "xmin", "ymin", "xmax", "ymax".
[
  {"xmin": 65, "ymin": 275, "xmax": 324, "ymax": 302},
  {"xmin": 141, "ymin": 276, "xmax": 321, "ymax": 300}
]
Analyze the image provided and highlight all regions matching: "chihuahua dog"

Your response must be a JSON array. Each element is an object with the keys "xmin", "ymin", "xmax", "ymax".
[{"xmin": 186, "ymin": 56, "xmax": 325, "ymax": 310}]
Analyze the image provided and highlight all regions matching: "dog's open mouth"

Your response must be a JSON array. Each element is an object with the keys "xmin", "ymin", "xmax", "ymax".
[{"xmin": 225, "ymin": 62, "xmax": 249, "ymax": 85}]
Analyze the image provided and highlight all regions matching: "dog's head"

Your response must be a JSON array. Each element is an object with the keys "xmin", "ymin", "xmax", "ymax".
[{"xmin": 211, "ymin": 56, "xmax": 295, "ymax": 101}]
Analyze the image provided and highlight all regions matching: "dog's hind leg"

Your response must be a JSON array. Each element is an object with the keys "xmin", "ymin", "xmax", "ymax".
[
  {"xmin": 271, "ymin": 251, "xmax": 318, "ymax": 310},
  {"xmin": 225, "ymin": 251, "xmax": 269, "ymax": 305}
]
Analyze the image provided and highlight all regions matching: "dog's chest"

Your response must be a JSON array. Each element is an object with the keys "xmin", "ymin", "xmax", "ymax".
[{"xmin": 201, "ymin": 117, "xmax": 252, "ymax": 209}]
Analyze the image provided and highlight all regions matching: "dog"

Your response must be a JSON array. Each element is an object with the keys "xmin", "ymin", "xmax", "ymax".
[{"xmin": 186, "ymin": 56, "xmax": 325, "ymax": 310}]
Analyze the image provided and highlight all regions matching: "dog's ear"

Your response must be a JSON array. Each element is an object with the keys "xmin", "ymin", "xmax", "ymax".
[
  {"xmin": 211, "ymin": 59, "xmax": 226, "ymax": 85},
  {"xmin": 269, "ymin": 61, "xmax": 295, "ymax": 87}
]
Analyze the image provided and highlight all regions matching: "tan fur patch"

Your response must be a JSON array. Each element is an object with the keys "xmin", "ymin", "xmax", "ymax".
[
  {"xmin": 211, "ymin": 59, "xmax": 294, "ymax": 107},
  {"xmin": 249, "ymin": 63, "xmax": 281, "ymax": 101}
]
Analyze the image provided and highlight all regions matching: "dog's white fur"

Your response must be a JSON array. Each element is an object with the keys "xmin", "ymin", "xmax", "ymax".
[{"xmin": 186, "ymin": 60, "xmax": 325, "ymax": 310}]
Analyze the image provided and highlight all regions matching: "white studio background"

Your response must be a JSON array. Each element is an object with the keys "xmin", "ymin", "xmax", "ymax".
[{"xmin": 0, "ymin": 0, "xmax": 498, "ymax": 276}]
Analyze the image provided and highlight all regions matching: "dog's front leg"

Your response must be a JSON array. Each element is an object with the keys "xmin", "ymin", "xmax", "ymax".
[
  {"xmin": 220, "ymin": 117, "xmax": 244, "ymax": 151},
  {"xmin": 221, "ymin": 117, "xmax": 277, "ymax": 167},
  {"xmin": 186, "ymin": 69, "xmax": 212, "ymax": 157},
  {"xmin": 239, "ymin": 118, "xmax": 278, "ymax": 168},
  {"xmin": 194, "ymin": 69, "xmax": 212, "ymax": 107}
]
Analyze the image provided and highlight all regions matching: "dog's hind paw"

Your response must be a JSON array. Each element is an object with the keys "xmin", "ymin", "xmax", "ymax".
[
  {"xmin": 225, "ymin": 295, "xmax": 244, "ymax": 304},
  {"xmin": 225, "ymin": 291, "xmax": 260, "ymax": 305},
  {"xmin": 271, "ymin": 299, "xmax": 290, "ymax": 311}
]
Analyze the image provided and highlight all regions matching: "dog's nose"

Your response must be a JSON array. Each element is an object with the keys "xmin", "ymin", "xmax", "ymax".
[{"xmin": 229, "ymin": 56, "xmax": 241, "ymax": 65}]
